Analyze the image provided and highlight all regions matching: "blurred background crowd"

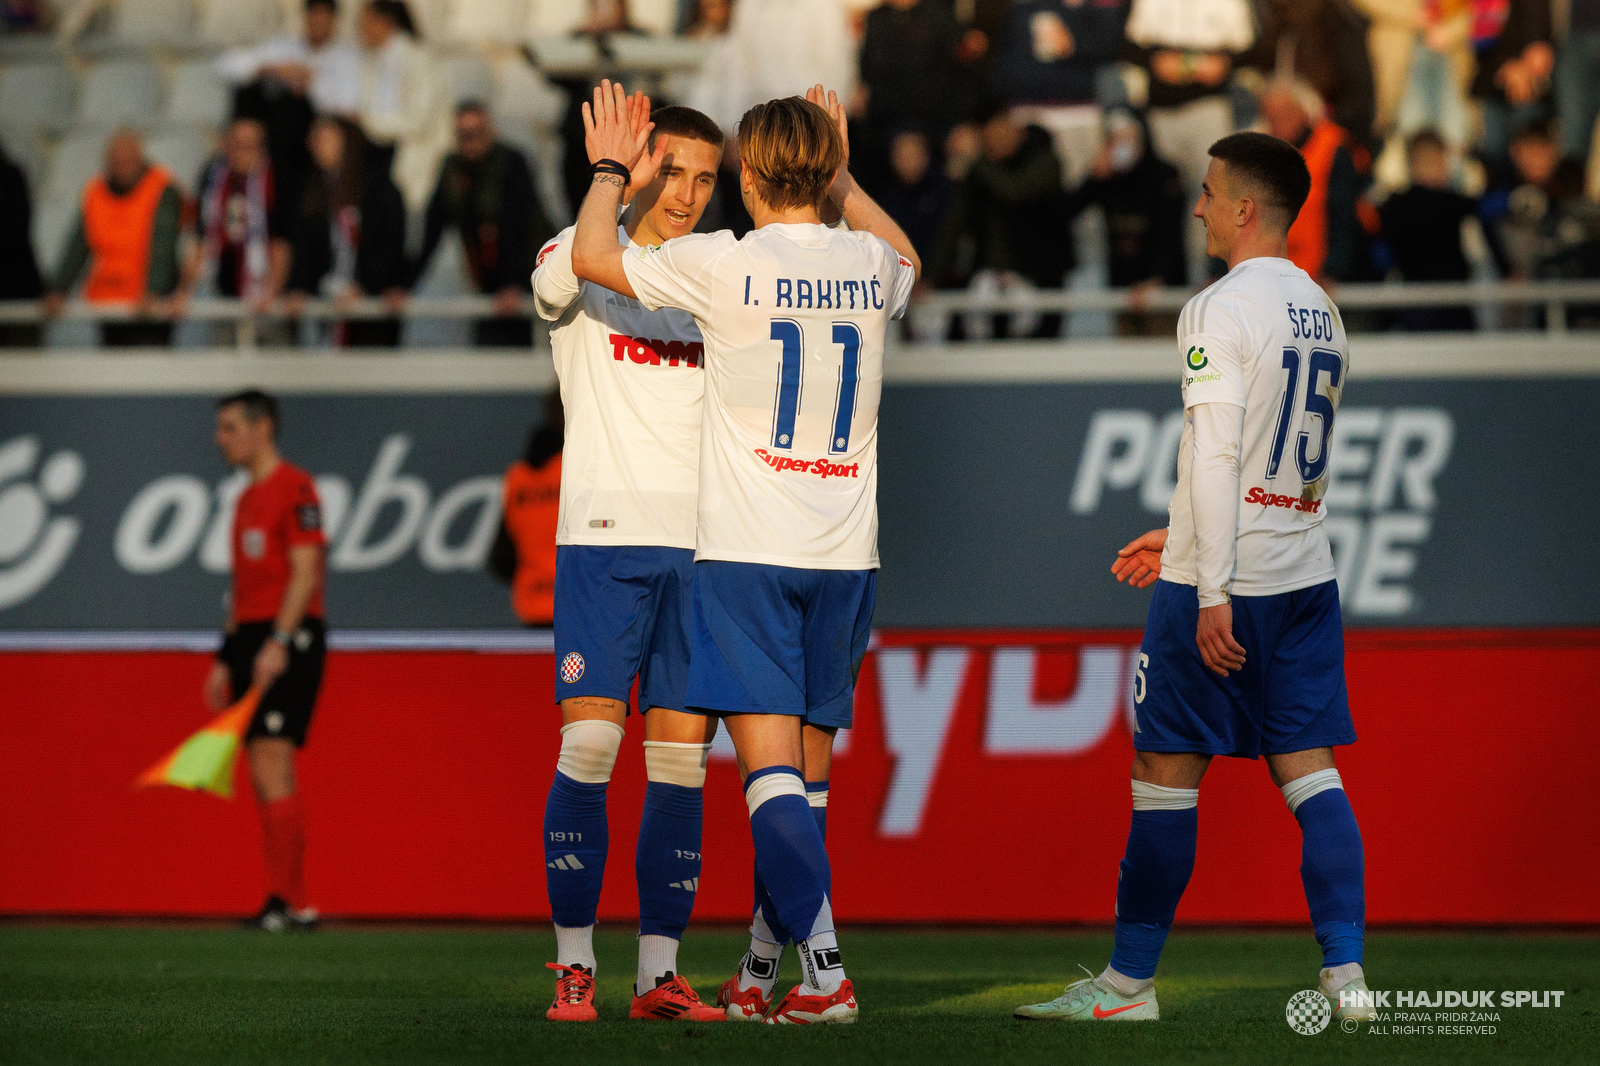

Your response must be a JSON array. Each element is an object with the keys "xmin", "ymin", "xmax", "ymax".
[{"xmin": 0, "ymin": 0, "xmax": 1595, "ymax": 349}]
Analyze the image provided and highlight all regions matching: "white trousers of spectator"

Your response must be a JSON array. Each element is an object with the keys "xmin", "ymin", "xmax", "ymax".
[
  {"xmin": 963, "ymin": 270, "xmax": 1039, "ymax": 340},
  {"xmin": 1147, "ymin": 95, "xmax": 1233, "ymax": 283},
  {"xmin": 1006, "ymin": 103, "xmax": 1103, "ymax": 188}
]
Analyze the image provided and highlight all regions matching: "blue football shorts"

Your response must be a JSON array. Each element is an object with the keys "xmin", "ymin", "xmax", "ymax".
[
  {"xmin": 552, "ymin": 544, "xmax": 695, "ymax": 714},
  {"xmin": 1132, "ymin": 577, "xmax": 1356, "ymax": 758},
  {"xmin": 684, "ymin": 560, "xmax": 876, "ymax": 729}
]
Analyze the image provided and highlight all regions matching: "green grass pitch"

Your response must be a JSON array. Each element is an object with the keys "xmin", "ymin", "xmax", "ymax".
[{"xmin": 2, "ymin": 926, "xmax": 1595, "ymax": 1065}]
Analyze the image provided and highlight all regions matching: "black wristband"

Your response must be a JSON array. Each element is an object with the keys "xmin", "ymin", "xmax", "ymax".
[{"xmin": 590, "ymin": 159, "xmax": 631, "ymax": 186}]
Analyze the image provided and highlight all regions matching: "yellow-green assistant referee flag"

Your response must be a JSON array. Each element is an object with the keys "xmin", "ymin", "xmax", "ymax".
[{"xmin": 135, "ymin": 689, "xmax": 260, "ymax": 799}]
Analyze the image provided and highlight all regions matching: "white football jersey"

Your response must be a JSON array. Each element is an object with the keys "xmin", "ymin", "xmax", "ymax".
[
  {"xmin": 1161, "ymin": 256, "xmax": 1348, "ymax": 596},
  {"xmin": 622, "ymin": 223, "xmax": 915, "ymax": 569},
  {"xmin": 534, "ymin": 225, "xmax": 704, "ymax": 549}
]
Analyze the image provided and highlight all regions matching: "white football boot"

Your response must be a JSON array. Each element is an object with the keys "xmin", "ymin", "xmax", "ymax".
[
  {"xmin": 1322, "ymin": 966, "xmax": 1379, "ymax": 1022},
  {"xmin": 1015, "ymin": 965, "xmax": 1159, "ymax": 1021}
]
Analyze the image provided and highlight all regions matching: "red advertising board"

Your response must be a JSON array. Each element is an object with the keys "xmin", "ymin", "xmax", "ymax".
[{"xmin": 3, "ymin": 629, "xmax": 1596, "ymax": 924}]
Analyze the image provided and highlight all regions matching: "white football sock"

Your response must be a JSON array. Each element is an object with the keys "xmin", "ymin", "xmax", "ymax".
[
  {"xmin": 636, "ymin": 934, "xmax": 679, "ymax": 993},
  {"xmin": 555, "ymin": 923, "xmax": 596, "ymax": 972},
  {"xmin": 738, "ymin": 908, "xmax": 784, "ymax": 995},
  {"xmin": 797, "ymin": 929, "xmax": 844, "ymax": 996},
  {"xmin": 1100, "ymin": 964, "xmax": 1154, "ymax": 997},
  {"xmin": 1323, "ymin": 962, "xmax": 1364, "ymax": 987}
]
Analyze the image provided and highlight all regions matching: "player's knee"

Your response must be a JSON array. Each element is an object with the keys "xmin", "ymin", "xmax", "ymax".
[
  {"xmin": 643, "ymin": 740, "xmax": 711, "ymax": 788},
  {"xmin": 556, "ymin": 719, "xmax": 625, "ymax": 783}
]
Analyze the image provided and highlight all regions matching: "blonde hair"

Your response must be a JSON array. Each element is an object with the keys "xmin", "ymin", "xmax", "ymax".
[{"xmin": 736, "ymin": 96, "xmax": 845, "ymax": 212}]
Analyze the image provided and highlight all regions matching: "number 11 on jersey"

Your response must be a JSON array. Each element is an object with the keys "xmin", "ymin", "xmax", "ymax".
[{"xmin": 770, "ymin": 318, "xmax": 862, "ymax": 455}]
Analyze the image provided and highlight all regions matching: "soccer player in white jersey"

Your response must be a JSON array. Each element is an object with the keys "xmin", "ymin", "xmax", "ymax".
[
  {"xmin": 571, "ymin": 81, "xmax": 919, "ymax": 1025},
  {"xmin": 1017, "ymin": 132, "xmax": 1375, "ymax": 1024},
  {"xmin": 534, "ymin": 101, "xmax": 729, "ymax": 1024}
]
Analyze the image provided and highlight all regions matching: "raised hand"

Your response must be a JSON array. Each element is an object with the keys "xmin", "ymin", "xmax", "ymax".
[
  {"xmin": 582, "ymin": 79, "xmax": 665, "ymax": 193},
  {"xmin": 806, "ymin": 83, "xmax": 854, "ymax": 206}
]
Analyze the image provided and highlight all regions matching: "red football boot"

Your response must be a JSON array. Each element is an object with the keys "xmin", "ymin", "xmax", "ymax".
[
  {"xmin": 765, "ymin": 979, "xmax": 859, "ymax": 1025},
  {"xmin": 545, "ymin": 962, "xmax": 598, "ymax": 1022},
  {"xmin": 717, "ymin": 973, "xmax": 774, "ymax": 1022},
  {"xmin": 630, "ymin": 974, "xmax": 726, "ymax": 1021}
]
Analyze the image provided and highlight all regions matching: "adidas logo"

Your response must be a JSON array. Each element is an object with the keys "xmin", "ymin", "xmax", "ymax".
[
  {"xmin": 547, "ymin": 854, "xmax": 586, "ymax": 870},
  {"xmin": 667, "ymin": 877, "xmax": 699, "ymax": 891}
]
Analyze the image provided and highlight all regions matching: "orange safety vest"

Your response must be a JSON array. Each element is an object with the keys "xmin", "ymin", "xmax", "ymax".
[
  {"xmin": 81, "ymin": 166, "xmax": 173, "ymax": 303},
  {"xmin": 502, "ymin": 455, "xmax": 561, "ymax": 626},
  {"xmin": 1285, "ymin": 121, "xmax": 1346, "ymax": 281}
]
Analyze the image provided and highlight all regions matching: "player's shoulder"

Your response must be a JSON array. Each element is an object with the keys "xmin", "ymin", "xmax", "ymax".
[
  {"xmin": 639, "ymin": 229, "xmax": 738, "ymax": 261},
  {"xmin": 535, "ymin": 226, "xmax": 575, "ymax": 270},
  {"xmin": 275, "ymin": 462, "xmax": 319, "ymax": 498},
  {"xmin": 1180, "ymin": 258, "xmax": 1309, "ymax": 336}
]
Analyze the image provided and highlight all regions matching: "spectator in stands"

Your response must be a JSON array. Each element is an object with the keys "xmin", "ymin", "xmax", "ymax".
[
  {"xmin": 285, "ymin": 117, "xmax": 407, "ymax": 347},
  {"xmin": 406, "ymin": 102, "xmax": 555, "ymax": 348},
  {"xmin": 1067, "ymin": 106, "xmax": 1187, "ymax": 336},
  {"xmin": 682, "ymin": 0, "xmax": 731, "ymax": 38},
  {"xmin": 552, "ymin": 1, "xmax": 648, "ymax": 231},
  {"xmin": 1260, "ymin": 79, "xmax": 1368, "ymax": 284},
  {"xmin": 933, "ymin": 108, "xmax": 1071, "ymax": 339},
  {"xmin": 1357, "ymin": 0, "xmax": 1471, "ymax": 145},
  {"xmin": 987, "ymin": 0, "xmax": 1129, "ymax": 186},
  {"xmin": 182, "ymin": 119, "xmax": 293, "ymax": 345},
  {"xmin": 357, "ymin": 0, "xmax": 450, "ymax": 214},
  {"xmin": 686, "ymin": 0, "xmax": 857, "ymax": 131},
  {"xmin": 0, "ymin": 0, "xmax": 48, "ymax": 30},
  {"xmin": 0, "ymin": 139, "xmax": 42, "ymax": 348},
  {"xmin": 858, "ymin": 0, "xmax": 971, "ymax": 184},
  {"xmin": 1531, "ymin": 159, "xmax": 1600, "ymax": 327},
  {"xmin": 219, "ymin": 0, "xmax": 364, "ymax": 222},
  {"xmin": 1122, "ymin": 0, "xmax": 1255, "ymax": 195},
  {"xmin": 1555, "ymin": 0, "xmax": 1600, "ymax": 161},
  {"xmin": 1470, "ymin": 0, "xmax": 1554, "ymax": 161},
  {"xmin": 489, "ymin": 398, "xmax": 563, "ymax": 628},
  {"xmin": 1482, "ymin": 118, "xmax": 1563, "ymax": 279},
  {"xmin": 878, "ymin": 126, "xmax": 949, "ymax": 341},
  {"xmin": 1247, "ymin": 0, "xmax": 1378, "ymax": 147},
  {"xmin": 1378, "ymin": 129, "xmax": 1478, "ymax": 329},
  {"xmin": 43, "ymin": 130, "xmax": 182, "ymax": 348},
  {"xmin": 1392, "ymin": 0, "xmax": 1475, "ymax": 151}
]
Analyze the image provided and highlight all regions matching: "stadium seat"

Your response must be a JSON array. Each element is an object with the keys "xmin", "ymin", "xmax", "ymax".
[
  {"xmin": 195, "ymin": 0, "xmax": 283, "ymax": 46},
  {"xmin": 0, "ymin": 63, "xmax": 77, "ymax": 134},
  {"xmin": 145, "ymin": 126, "xmax": 214, "ymax": 193},
  {"xmin": 111, "ymin": 0, "xmax": 196, "ymax": 46},
  {"xmin": 439, "ymin": 0, "xmax": 526, "ymax": 44},
  {"xmin": 167, "ymin": 59, "xmax": 228, "ymax": 126},
  {"xmin": 77, "ymin": 60, "xmax": 165, "ymax": 128},
  {"xmin": 609, "ymin": 36, "xmax": 716, "ymax": 72},
  {"xmin": 527, "ymin": 0, "xmax": 675, "ymax": 36},
  {"xmin": 525, "ymin": 35, "xmax": 599, "ymax": 76},
  {"xmin": 43, "ymin": 130, "xmax": 110, "ymax": 207},
  {"xmin": 0, "ymin": 124, "xmax": 49, "ymax": 193},
  {"xmin": 491, "ymin": 56, "xmax": 564, "ymax": 127},
  {"xmin": 443, "ymin": 54, "xmax": 494, "ymax": 107}
]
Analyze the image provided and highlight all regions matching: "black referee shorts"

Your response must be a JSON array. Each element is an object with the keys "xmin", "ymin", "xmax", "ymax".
[{"xmin": 220, "ymin": 619, "xmax": 327, "ymax": 748}]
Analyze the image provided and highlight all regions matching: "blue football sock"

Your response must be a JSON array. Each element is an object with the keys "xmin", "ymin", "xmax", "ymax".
[
  {"xmin": 543, "ymin": 771, "xmax": 609, "ymax": 929},
  {"xmin": 636, "ymin": 781, "xmax": 703, "ymax": 941},
  {"xmin": 1109, "ymin": 807, "xmax": 1198, "ymax": 980},
  {"xmin": 1294, "ymin": 787, "xmax": 1366, "ymax": 966},
  {"xmin": 745, "ymin": 766, "xmax": 830, "ymax": 942}
]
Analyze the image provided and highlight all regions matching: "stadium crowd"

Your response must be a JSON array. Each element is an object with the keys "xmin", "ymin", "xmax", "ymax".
[{"xmin": 0, "ymin": 0, "xmax": 1596, "ymax": 347}]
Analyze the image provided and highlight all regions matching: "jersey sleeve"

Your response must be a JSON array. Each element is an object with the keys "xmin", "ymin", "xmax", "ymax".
[
  {"xmin": 531, "ymin": 226, "xmax": 580, "ymax": 321},
  {"xmin": 285, "ymin": 474, "xmax": 326, "ymax": 548},
  {"xmin": 1177, "ymin": 295, "xmax": 1248, "ymax": 409},
  {"xmin": 880, "ymin": 237, "xmax": 916, "ymax": 321},
  {"xmin": 621, "ymin": 231, "xmax": 731, "ymax": 317}
]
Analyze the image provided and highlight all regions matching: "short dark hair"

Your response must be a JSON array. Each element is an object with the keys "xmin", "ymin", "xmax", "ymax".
[
  {"xmin": 1406, "ymin": 128, "xmax": 1446, "ymax": 156},
  {"xmin": 217, "ymin": 389, "xmax": 279, "ymax": 437},
  {"xmin": 305, "ymin": 0, "xmax": 337, "ymax": 11},
  {"xmin": 649, "ymin": 105, "xmax": 726, "ymax": 154},
  {"xmin": 455, "ymin": 99, "xmax": 490, "ymax": 119},
  {"xmin": 1207, "ymin": 131, "xmax": 1313, "ymax": 230}
]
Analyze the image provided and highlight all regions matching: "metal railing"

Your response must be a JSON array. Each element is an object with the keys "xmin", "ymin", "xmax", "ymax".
[{"xmin": 0, "ymin": 280, "xmax": 1596, "ymax": 354}]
